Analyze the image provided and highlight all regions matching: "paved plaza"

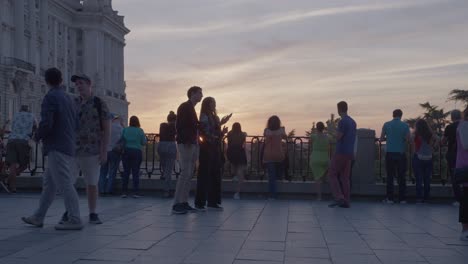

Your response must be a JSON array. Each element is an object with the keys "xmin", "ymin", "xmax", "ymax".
[{"xmin": 0, "ymin": 193, "xmax": 467, "ymax": 264}]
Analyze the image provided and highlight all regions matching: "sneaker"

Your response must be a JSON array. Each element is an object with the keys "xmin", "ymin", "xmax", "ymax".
[
  {"xmin": 461, "ymin": 231, "xmax": 468, "ymax": 241},
  {"xmin": 89, "ymin": 213, "xmax": 103, "ymax": 224},
  {"xmin": 59, "ymin": 211, "xmax": 69, "ymax": 225},
  {"xmin": 195, "ymin": 205, "xmax": 207, "ymax": 211},
  {"xmin": 233, "ymin": 192, "xmax": 240, "ymax": 200},
  {"xmin": 328, "ymin": 200, "xmax": 344, "ymax": 208},
  {"xmin": 121, "ymin": 194, "xmax": 128, "ymax": 198},
  {"xmin": 207, "ymin": 204, "xmax": 224, "ymax": 211},
  {"xmin": 55, "ymin": 220, "xmax": 83, "ymax": 230},
  {"xmin": 21, "ymin": 216, "xmax": 43, "ymax": 228},
  {"xmin": 453, "ymin": 201, "xmax": 460, "ymax": 207},
  {"xmin": 172, "ymin": 203, "xmax": 187, "ymax": 215},
  {"xmin": 182, "ymin": 202, "xmax": 197, "ymax": 213},
  {"xmin": 339, "ymin": 202, "xmax": 350, "ymax": 208},
  {"xmin": 382, "ymin": 198, "xmax": 394, "ymax": 204},
  {"xmin": 132, "ymin": 194, "xmax": 142, "ymax": 198},
  {"xmin": 399, "ymin": 200, "xmax": 407, "ymax": 204}
]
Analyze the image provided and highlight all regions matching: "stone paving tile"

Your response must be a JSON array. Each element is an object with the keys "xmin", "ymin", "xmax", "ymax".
[{"xmin": 1, "ymin": 193, "xmax": 467, "ymax": 264}]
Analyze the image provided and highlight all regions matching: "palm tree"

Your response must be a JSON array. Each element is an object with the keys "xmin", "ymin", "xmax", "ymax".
[
  {"xmin": 448, "ymin": 89, "xmax": 468, "ymax": 107},
  {"xmin": 419, "ymin": 102, "xmax": 449, "ymax": 135}
]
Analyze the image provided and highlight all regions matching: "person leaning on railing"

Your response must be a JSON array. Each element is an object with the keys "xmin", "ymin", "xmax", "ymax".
[
  {"xmin": 120, "ymin": 116, "xmax": 147, "ymax": 198},
  {"xmin": 157, "ymin": 111, "xmax": 178, "ymax": 198},
  {"xmin": 411, "ymin": 119, "xmax": 439, "ymax": 203},
  {"xmin": 263, "ymin": 115, "xmax": 288, "ymax": 200}
]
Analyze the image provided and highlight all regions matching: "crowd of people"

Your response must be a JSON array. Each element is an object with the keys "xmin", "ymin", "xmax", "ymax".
[{"xmin": 1, "ymin": 67, "xmax": 466, "ymax": 241}]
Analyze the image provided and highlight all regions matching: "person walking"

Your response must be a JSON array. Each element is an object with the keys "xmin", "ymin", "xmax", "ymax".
[
  {"xmin": 158, "ymin": 111, "xmax": 177, "ymax": 198},
  {"xmin": 70, "ymin": 74, "xmax": 111, "ymax": 225},
  {"xmin": 99, "ymin": 115, "xmax": 124, "ymax": 195},
  {"xmin": 328, "ymin": 101, "xmax": 357, "ymax": 208},
  {"xmin": 380, "ymin": 109, "xmax": 410, "ymax": 204},
  {"xmin": 227, "ymin": 122, "xmax": 247, "ymax": 200},
  {"xmin": 5, "ymin": 105, "xmax": 37, "ymax": 193},
  {"xmin": 263, "ymin": 116, "xmax": 287, "ymax": 199},
  {"xmin": 443, "ymin": 110, "xmax": 463, "ymax": 206},
  {"xmin": 172, "ymin": 86, "xmax": 203, "ymax": 214},
  {"xmin": 121, "ymin": 116, "xmax": 147, "ymax": 198},
  {"xmin": 412, "ymin": 119, "xmax": 438, "ymax": 203},
  {"xmin": 309, "ymin": 122, "xmax": 330, "ymax": 201},
  {"xmin": 21, "ymin": 68, "xmax": 83, "ymax": 230},
  {"xmin": 456, "ymin": 106, "xmax": 468, "ymax": 241}
]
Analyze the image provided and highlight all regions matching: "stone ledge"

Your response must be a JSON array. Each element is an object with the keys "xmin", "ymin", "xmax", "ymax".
[{"xmin": 12, "ymin": 175, "xmax": 455, "ymax": 198}]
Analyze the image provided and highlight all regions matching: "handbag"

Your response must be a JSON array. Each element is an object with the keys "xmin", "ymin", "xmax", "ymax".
[{"xmin": 454, "ymin": 167, "xmax": 468, "ymax": 184}]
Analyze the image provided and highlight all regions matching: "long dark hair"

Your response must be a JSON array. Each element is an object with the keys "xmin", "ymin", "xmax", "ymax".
[
  {"xmin": 316, "ymin": 122, "xmax": 325, "ymax": 132},
  {"xmin": 200, "ymin": 97, "xmax": 217, "ymax": 118},
  {"xmin": 231, "ymin": 122, "xmax": 242, "ymax": 134},
  {"xmin": 129, "ymin": 116, "xmax": 141, "ymax": 128},
  {"xmin": 415, "ymin": 119, "xmax": 432, "ymax": 143},
  {"xmin": 267, "ymin": 115, "xmax": 281, "ymax": 131}
]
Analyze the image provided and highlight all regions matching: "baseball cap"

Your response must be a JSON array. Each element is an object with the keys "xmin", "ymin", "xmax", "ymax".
[{"xmin": 71, "ymin": 74, "xmax": 91, "ymax": 83}]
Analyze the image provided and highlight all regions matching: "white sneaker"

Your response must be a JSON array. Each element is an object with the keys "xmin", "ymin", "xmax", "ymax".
[
  {"xmin": 460, "ymin": 231, "xmax": 468, "ymax": 241},
  {"xmin": 382, "ymin": 198, "xmax": 394, "ymax": 204},
  {"xmin": 233, "ymin": 192, "xmax": 240, "ymax": 200},
  {"xmin": 453, "ymin": 201, "xmax": 460, "ymax": 207}
]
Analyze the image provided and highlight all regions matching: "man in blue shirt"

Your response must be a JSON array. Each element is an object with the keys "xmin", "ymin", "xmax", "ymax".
[
  {"xmin": 21, "ymin": 68, "xmax": 83, "ymax": 230},
  {"xmin": 381, "ymin": 109, "xmax": 410, "ymax": 204},
  {"xmin": 328, "ymin": 101, "xmax": 357, "ymax": 208}
]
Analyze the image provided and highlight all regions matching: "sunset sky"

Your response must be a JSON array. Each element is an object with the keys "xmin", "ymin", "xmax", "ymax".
[{"xmin": 113, "ymin": 0, "xmax": 468, "ymax": 136}]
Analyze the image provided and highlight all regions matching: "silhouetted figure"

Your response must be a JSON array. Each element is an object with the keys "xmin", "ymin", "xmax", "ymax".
[
  {"xmin": 263, "ymin": 116, "xmax": 287, "ymax": 199},
  {"xmin": 158, "ymin": 111, "xmax": 177, "ymax": 198},
  {"xmin": 172, "ymin": 86, "xmax": 203, "ymax": 214},
  {"xmin": 227, "ymin": 122, "xmax": 247, "ymax": 199},
  {"xmin": 328, "ymin": 101, "xmax": 356, "ymax": 208},
  {"xmin": 195, "ymin": 97, "xmax": 231, "ymax": 210}
]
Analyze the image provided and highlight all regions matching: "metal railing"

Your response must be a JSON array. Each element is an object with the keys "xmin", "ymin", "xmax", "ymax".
[
  {"xmin": 2, "ymin": 134, "xmax": 450, "ymax": 185},
  {"xmin": 376, "ymin": 139, "xmax": 447, "ymax": 185},
  {"xmin": 3, "ymin": 57, "xmax": 36, "ymax": 72}
]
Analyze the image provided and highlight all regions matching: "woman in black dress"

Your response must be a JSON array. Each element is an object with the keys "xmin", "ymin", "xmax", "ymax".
[{"xmin": 227, "ymin": 123, "xmax": 247, "ymax": 199}]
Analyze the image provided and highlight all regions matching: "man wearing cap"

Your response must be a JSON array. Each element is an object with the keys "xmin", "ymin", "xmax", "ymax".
[
  {"xmin": 99, "ymin": 114, "xmax": 124, "ymax": 195},
  {"xmin": 66, "ymin": 73, "xmax": 110, "ymax": 225}
]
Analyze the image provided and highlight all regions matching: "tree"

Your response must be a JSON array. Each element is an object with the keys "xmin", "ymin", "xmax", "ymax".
[
  {"xmin": 448, "ymin": 89, "xmax": 468, "ymax": 107},
  {"xmin": 287, "ymin": 129, "xmax": 296, "ymax": 138},
  {"xmin": 403, "ymin": 117, "xmax": 419, "ymax": 129},
  {"xmin": 419, "ymin": 102, "xmax": 449, "ymax": 135}
]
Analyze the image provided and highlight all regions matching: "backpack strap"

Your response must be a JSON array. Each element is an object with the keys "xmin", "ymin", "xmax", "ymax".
[{"xmin": 93, "ymin": 96, "xmax": 103, "ymax": 131}]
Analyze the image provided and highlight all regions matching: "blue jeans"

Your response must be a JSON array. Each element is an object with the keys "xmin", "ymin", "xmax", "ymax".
[
  {"xmin": 99, "ymin": 151, "xmax": 121, "ymax": 194},
  {"xmin": 413, "ymin": 154, "xmax": 432, "ymax": 201},
  {"xmin": 122, "ymin": 148, "xmax": 142, "ymax": 194},
  {"xmin": 385, "ymin": 152, "xmax": 407, "ymax": 201},
  {"xmin": 266, "ymin": 162, "xmax": 282, "ymax": 198},
  {"xmin": 157, "ymin": 141, "xmax": 177, "ymax": 192}
]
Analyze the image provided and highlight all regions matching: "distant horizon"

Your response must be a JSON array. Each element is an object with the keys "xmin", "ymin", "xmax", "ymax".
[{"xmin": 113, "ymin": 0, "xmax": 468, "ymax": 135}]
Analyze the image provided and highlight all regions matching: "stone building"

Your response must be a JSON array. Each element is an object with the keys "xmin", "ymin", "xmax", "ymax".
[{"xmin": 0, "ymin": 0, "xmax": 130, "ymax": 124}]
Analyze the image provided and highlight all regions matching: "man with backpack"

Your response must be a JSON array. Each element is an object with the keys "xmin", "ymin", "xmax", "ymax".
[{"xmin": 67, "ymin": 74, "xmax": 110, "ymax": 224}]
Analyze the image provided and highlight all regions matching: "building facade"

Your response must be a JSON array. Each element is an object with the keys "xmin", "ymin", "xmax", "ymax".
[{"xmin": 0, "ymin": 0, "xmax": 130, "ymax": 124}]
